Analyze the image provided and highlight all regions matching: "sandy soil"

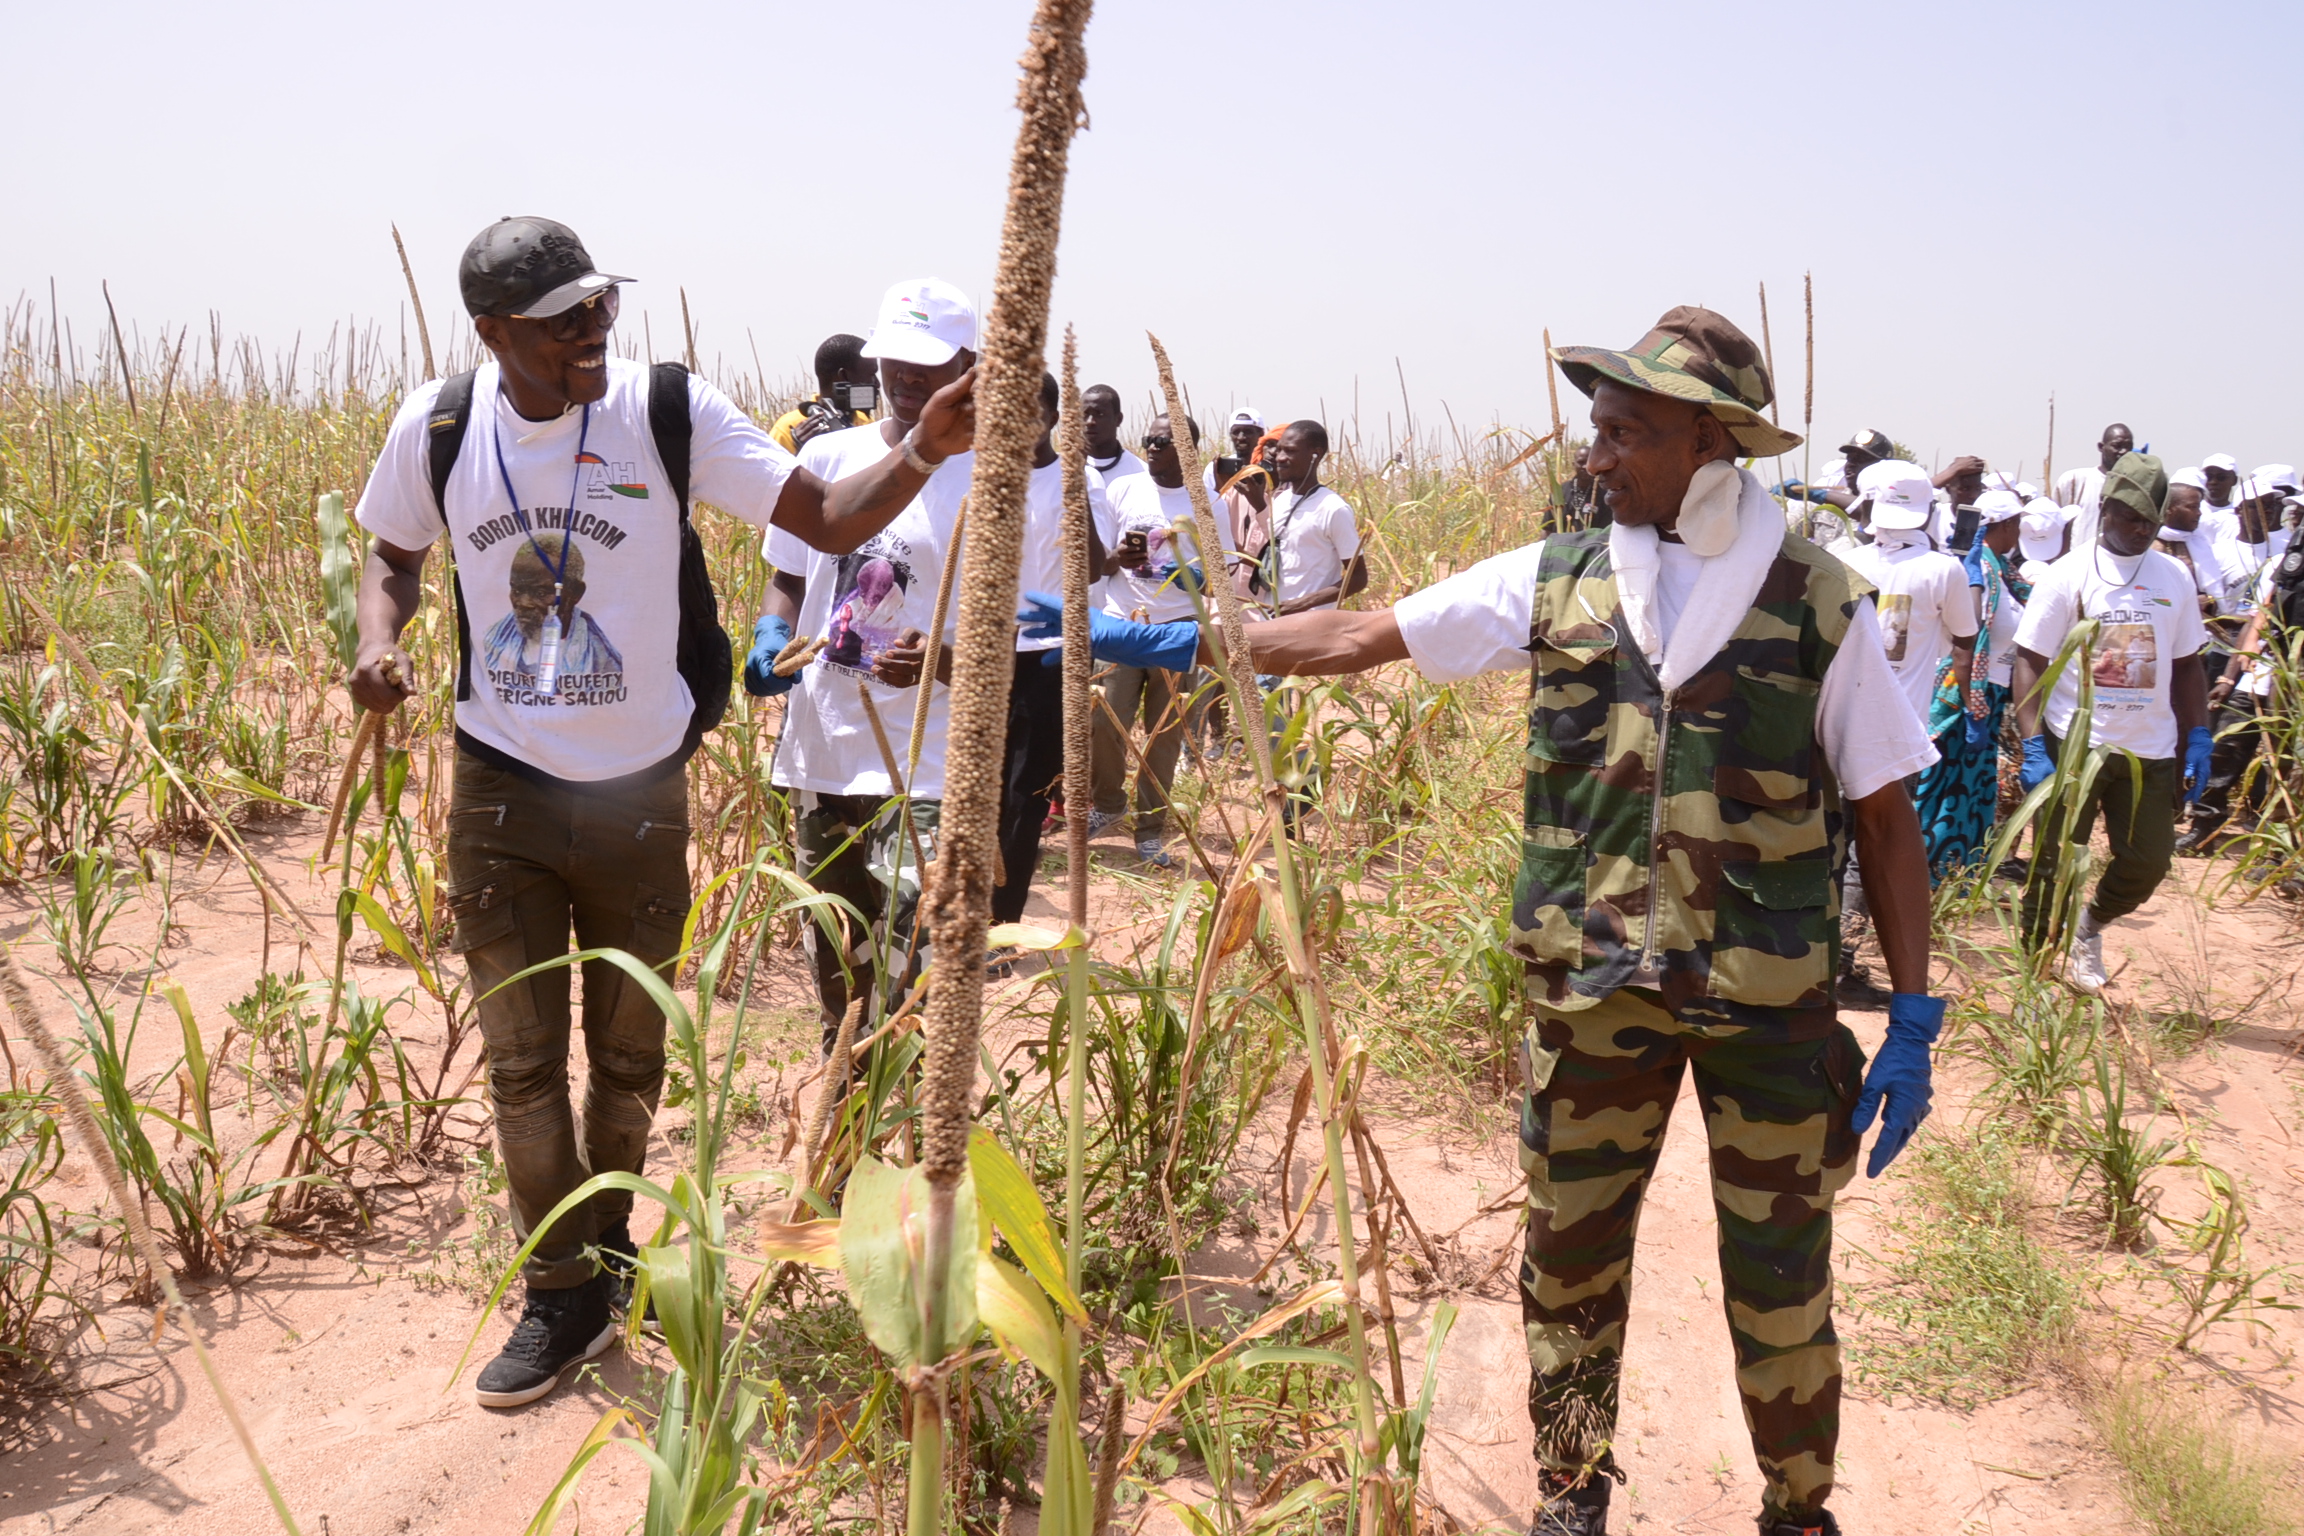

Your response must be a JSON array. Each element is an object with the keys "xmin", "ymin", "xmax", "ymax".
[{"xmin": 2, "ymin": 810, "xmax": 2298, "ymax": 1535}]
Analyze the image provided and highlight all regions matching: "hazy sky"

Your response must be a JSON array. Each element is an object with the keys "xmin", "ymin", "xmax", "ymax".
[{"xmin": 7, "ymin": 0, "xmax": 2299, "ymax": 477}]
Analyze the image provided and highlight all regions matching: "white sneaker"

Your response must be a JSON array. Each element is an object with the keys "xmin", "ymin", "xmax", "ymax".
[{"xmin": 2064, "ymin": 916, "xmax": 2107, "ymax": 994}]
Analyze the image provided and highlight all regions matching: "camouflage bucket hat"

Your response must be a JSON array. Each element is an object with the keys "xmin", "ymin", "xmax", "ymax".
[
  {"xmin": 1552, "ymin": 305, "xmax": 1804, "ymax": 458},
  {"xmin": 2100, "ymin": 451, "xmax": 2169, "ymax": 528}
]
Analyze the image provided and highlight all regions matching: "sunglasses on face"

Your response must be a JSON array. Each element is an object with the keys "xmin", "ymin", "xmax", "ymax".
[
  {"xmin": 1141, "ymin": 434, "xmax": 1174, "ymax": 451},
  {"xmin": 515, "ymin": 286, "xmax": 620, "ymax": 342}
]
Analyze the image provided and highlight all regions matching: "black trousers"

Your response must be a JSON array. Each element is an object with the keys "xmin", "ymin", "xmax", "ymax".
[
  {"xmin": 992, "ymin": 651, "xmax": 1068, "ymax": 925},
  {"xmin": 2190, "ymin": 690, "xmax": 2268, "ymax": 830}
]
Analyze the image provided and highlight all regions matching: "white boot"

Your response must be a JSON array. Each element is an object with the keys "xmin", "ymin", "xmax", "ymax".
[{"xmin": 2064, "ymin": 909, "xmax": 2108, "ymax": 994}]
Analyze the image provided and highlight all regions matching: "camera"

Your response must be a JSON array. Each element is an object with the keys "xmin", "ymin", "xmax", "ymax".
[{"xmin": 831, "ymin": 380, "xmax": 879, "ymax": 416}]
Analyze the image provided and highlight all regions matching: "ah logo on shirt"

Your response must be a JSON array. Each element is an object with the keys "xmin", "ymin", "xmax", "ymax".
[{"xmin": 580, "ymin": 455, "xmax": 649, "ymax": 501}]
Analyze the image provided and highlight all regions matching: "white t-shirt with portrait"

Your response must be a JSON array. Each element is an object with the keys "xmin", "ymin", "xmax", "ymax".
[
  {"xmin": 1264, "ymin": 485, "xmax": 1362, "ymax": 612},
  {"xmin": 1100, "ymin": 476, "xmax": 1238, "ymax": 625},
  {"xmin": 1391, "ymin": 539, "xmax": 1937, "ymax": 802},
  {"xmin": 2013, "ymin": 546, "xmax": 2207, "ymax": 758},
  {"xmin": 1837, "ymin": 533, "xmax": 1980, "ymax": 730},
  {"xmin": 768, "ymin": 424, "xmax": 966, "ymax": 799},
  {"xmin": 355, "ymin": 358, "xmax": 796, "ymax": 783}
]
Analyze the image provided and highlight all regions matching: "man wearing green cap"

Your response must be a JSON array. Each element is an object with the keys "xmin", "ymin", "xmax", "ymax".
[
  {"xmin": 2011, "ymin": 451, "xmax": 2212, "ymax": 993},
  {"xmin": 1021, "ymin": 307, "xmax": 1944, "ymax": 1536}
]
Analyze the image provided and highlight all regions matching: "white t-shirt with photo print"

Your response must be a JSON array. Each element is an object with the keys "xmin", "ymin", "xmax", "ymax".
[
  {"xmin": 768, "ymin": 424, "xmax": 968, "ymax": 799},
  {"xmin": 1101, "ymin": 476, "xmax": 1237, "ymax": 625},
  {"xmin": 2013, "ymin": 545, "xmax": 2207, "ymax": 759},
  {"xmin": 1837, "ymin": 532, "xmax": 1979, "ymax": 732},
  {"xmin": 355, "ymin": 358, "xmax": 797, "ymax": 783}
]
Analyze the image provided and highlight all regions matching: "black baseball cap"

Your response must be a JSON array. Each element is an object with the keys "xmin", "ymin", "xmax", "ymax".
[
  {"xmin": 458, "ymin": 216, "xmax": 633, "ymax": 319},
  {"xmin": 1839, "ymin": 427, "xmax": 1896, "ymax": 462}
]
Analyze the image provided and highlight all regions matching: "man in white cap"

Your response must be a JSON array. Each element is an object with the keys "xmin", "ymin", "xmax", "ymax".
[
  {"xmin": 753, "ymin": 277, "xmax": 988, "ymax": 1044},
  {"xmin": 1837, "ymin": 461, "xmax": 1980, "ymax": 732},
  {"xmin": 2242, "ymin": 465, "xmax": 2299, "ymax": 567},
  {"xmin": 2199, "ymin": 453, "xmax": 2244, "ymax": 554},
  {"xmin": 1208, "ymin": 405, "xmax": 1273, "ymax": 575},
  {"xmin": 2187, "ymin": 539, "xmax": 2298, "ymax": 851}
]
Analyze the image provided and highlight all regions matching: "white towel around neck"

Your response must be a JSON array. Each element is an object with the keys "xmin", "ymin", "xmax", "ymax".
[{"xmin": 1606, "ymin": 462, "xmax": 1785, "ymax": 692}]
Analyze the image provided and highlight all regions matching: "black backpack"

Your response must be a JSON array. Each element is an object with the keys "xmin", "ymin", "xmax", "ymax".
[{"xmin": 423, "ymin": 361, "xmax": 732, "ymax": 763}]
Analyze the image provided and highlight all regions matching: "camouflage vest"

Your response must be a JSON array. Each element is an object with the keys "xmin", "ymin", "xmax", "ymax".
[{"xmin": 1511, "ymin": 530, "xmax": 1871, "ymax": 1020}]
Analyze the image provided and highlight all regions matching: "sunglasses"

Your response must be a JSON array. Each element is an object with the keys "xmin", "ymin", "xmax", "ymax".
[
  {"xmin": 514, "ymin": 286, "xmax": 620, "ymax": 342},
  {"xmin": 1141, "ymin": 434, "xmax": 1174, "ymax": 451}
]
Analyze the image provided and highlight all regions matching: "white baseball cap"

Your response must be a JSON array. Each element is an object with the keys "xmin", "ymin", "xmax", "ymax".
[
  {"xmin": 1976, "ymin": 488, "xmax": 2025, "ymax": 525},
  {"xmin": 2020, "ymin": 498, "xmax": 2064, "ymax": 564},
  {"xmin": 1858, "ymin": 459, "xmax": 1936, "ymax": 530},
  {"xmin": 1228, "ymin": 407, "xmax": 1265, "ymax": 431},
  {"xmin": 2202, "ymin": 452, "xmax": 2239, "ymax": 475},
  {"xmin": 859, "ymin": 278, "xmax": 979, "ymax": 367},
  {"xmin": 2170, "ymin": 465, "xmax": 2207, "ymax": 491},
  {"xmin": 2253, "ymin": 463, "xmax": 2299, "ymax": 494}
]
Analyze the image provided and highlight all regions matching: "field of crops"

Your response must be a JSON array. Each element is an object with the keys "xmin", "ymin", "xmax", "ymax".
[{"xmin": 4, "ymin": 111, "xmax": 2303, "ymax": 1536}]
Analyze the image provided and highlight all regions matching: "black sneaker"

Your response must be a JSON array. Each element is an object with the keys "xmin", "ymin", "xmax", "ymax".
[
  {"xmin": 597, "ymin": 1221, "xmax": 659, "ymax": 1333},
  {"xmin": 474, "ymin": 1274, "xmax": 616, "ymax": 1407},
  {"xmin": 1529, "ymin": 1472, "xmax": 1609, "ymax": 1536},
  {"xmin": 1757, "ymin": 1510, "xmax": 1841, "ymax": 1536},
  {"xmin": 2174, "ymin": 820, "xmax": 2224, "ymax": 855}
]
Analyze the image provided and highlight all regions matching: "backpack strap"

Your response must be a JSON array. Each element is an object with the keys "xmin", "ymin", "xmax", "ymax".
[
  {"xmin": 425, "ymin": 369, "xmax": 478, "ymax": 514},
  {"xmin": 648, "ymin": 362, "xmax": 693, "ymax": 523}
]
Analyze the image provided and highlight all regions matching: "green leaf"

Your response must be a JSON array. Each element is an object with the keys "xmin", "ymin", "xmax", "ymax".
[
  {"xmin": 968, "ymin": 1125, "xmax": 1087, "ymax": 1323},
  {"xmin": 976, "ymin": 1254, "xmax": 1062, "ymax": 1377},
  {"xmin": 642, "ymin": 1241, "xmax": 707, "ymax": 1380},
  {"xmin": 337, "ymin": 887, "xmax": 437, "ymax": 994},
  {"xmin": 316, "ymin": 491, "xmax": 361, "ymax": 671},
  {"xmin": 836, "ymin": 1157, "xmax": 978, "ymax": 1368},
  {"xmin": 158, "ymin": 979, "xmax": 212, "ymax": 1140},
  {"xmin": 523, "ymin": 1408, "xmax": 631, "ymax": 1536}
]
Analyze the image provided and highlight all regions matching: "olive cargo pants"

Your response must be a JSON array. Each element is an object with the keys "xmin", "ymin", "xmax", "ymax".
[
  {"xmin": 2019, "ymin": 731, "xmax": 2178, "ymax": 945},
  {"xmin": 446, "ymin": 753, "xmax": 692, "ymax": 1291},
  {"xmin": 1519, "ymin": 985, "xmax": 1863, "ymax": 1518}
]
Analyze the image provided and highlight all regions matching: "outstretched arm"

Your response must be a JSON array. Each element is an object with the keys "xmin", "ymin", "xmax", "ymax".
[
  {"xmin": 767, "ymin": 370, "xmax": 977, "ymax": 555},
  {"xmin": 1228, "ymin": 605, "xmax": 1406, "ymax": 675}
]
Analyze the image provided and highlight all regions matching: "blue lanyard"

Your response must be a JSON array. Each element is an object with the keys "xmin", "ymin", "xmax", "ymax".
[{"xmin": 489, "ymin": 392, "xmax": 593, "ymax": 593}]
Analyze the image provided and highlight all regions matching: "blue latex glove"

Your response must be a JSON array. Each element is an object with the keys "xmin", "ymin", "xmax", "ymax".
[
  {"xmin": 2019, "ymin": 734, "xmax": 2054, "ymax": 792},
  {"xmin": 1850, "ymin": 993, "xmax": 1944, "ymax": 1177},
  {"xmin": 1017, "ymin": 591, "xmax": 1199, "ymax": 672},
  {"xmin": 742, "ymin": 614, "xmax": 800, "ymax": 697},
  {"xmin": 1964, "ymin": 705, "xmax": 1995, "ymax": 752},
  {"xmin": 2182, "ymin": 724, "xmax": 2214, "ymax": 804}
]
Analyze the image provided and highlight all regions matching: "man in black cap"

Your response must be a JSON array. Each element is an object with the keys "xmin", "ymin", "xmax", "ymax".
[
  {"xmin": 346, "ymin": 216, "xmax": 974, "ymax": 1408},
  {"xmin": 1025, "ymin": 306, "xmax": 1945, "ymax": 1536}
]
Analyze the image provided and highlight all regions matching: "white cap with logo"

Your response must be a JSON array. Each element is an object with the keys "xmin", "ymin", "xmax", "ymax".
[
  {"xmin": 1857, "ymin": 459, "xmax": 1936, "ymax": 530},
  {"xmin": 1975, "ymin": 488, "xmax": 2026, "ymax": 525},
  {"xmin": 859, "ymin": 278, "xmax": 980, "ymax": 367},
  {"xmin": 2019, "ymin": 497, "xmax": 2064, "ymax": 564},
  {"xmin": 1229, "ymin": 407, "xmax": 1265, "ymax": 431}
]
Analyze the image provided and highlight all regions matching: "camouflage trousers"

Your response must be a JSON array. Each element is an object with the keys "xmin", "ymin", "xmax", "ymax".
[
  {"xmin": 1519, "ymin": 984, "xmax": 1864, "ymax": 1518},
  {"xmin": 794, "ymin": 791, "xmax": 941, "ymax": 1051}
]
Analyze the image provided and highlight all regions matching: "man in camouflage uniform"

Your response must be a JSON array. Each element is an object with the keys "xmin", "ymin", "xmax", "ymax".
[{"xmin": 1025, "ymin": 309, "xmax": 1946, "ymax": 1536}]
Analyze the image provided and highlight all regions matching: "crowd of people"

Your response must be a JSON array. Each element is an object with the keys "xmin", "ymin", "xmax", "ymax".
[
  {"xmin": 1771, "ymin": 419, "xmax": 2300, "ymax": 994},
  {"xmin": 341, "ymin": 217, "xmax": 2293, "ymax": 1536}
]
